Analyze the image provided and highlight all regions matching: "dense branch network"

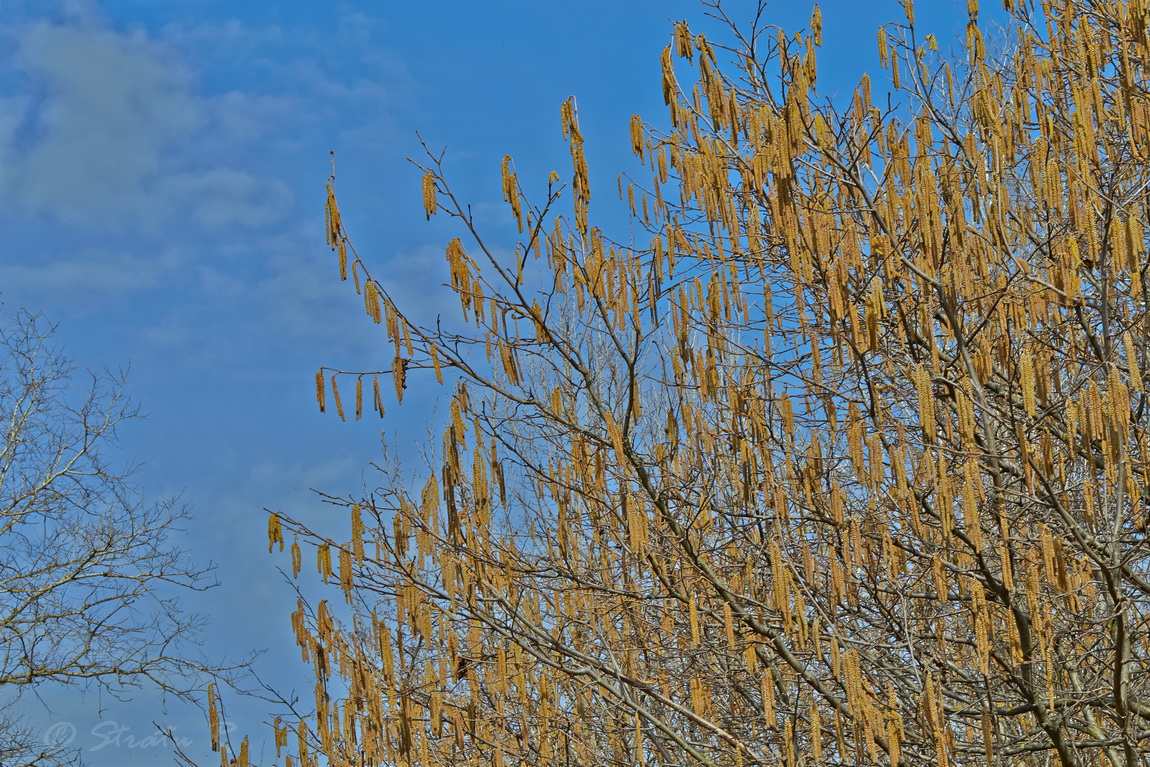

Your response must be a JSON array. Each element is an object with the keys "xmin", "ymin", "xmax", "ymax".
[
  {"xmin": 0, "ymin": 311, "xmax": 248, "ymax": 767},
  {"xmin": 243, "ymin": 1, "xmax": 1149, "ymax": 766}
]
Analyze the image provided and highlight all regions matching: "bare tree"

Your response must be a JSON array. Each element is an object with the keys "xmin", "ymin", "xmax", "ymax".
[{"xmin": 0, "ymin": 310, "xmax": 239, "ymax": 767}]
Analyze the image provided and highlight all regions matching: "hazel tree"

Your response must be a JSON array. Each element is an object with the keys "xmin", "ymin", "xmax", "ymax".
[{"xmin": 244, "ymin": 1, "xmax": 1148, "ymax": 765}]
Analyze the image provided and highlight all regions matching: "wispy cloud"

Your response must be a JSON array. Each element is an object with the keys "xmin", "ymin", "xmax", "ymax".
[
  {"xmin": 1, "ymin": 244, "xmax": 185, "ymax": 304},
  {"xmin": 0, "ymin": 7, "xmax": 412, "ymax": 339},
  {"xmin": 3, "ymin": 20, "xmax": 205, "ymax": 226},
  {"xmin": 0, "ymin": 15, "xmax": 293, "ymax": 235},
  {"xmin": 159, "ymin": 169, "xmax": 291, "ymax": 231}
]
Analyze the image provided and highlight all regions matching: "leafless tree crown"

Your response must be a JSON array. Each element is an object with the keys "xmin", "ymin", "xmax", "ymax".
[
  {"xmin": 247, "ymin": 1, "xmax": 1148, "ymax": 765},
  {"xmin": 1, "ymin": 311, "xmax": 238, "ymax": 767}
]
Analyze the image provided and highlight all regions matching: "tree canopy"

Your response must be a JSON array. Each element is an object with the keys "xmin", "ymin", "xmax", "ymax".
[
  {"xmin": 0, "ymin": 311, "xmax": 244, "ymax": 767},
  {"xmin": 245, "ymin": 1, "xmax": 1149, "ymax": 765}
]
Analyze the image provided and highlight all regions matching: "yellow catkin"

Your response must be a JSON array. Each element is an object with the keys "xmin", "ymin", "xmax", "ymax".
[
  {"xmin": 1020, "ymin": 350, "xmax": 1036, "ymax": 417},
  {"xmin": 689, "ymin": 595, "xmax": 701, "ymax": 644},
  {"xmin": 364, "ymin": 280, "xmax": 381, "ymax": 324},
  {"xmin": 317, "ymin": 542, "xmax": 332, "ymax": 582},
  {"xmin": 973, "ymin": 587, "xmax": 990, "ymax": 675},
  {"xmin": 833, "ymin": 707, "xmax": 847, "ymax": 757},
  {"xmin": 916, "ymin": 366, "xmax": 935, "ymax": 440},
  {"xmin": 330, "ymin": 375, "xmax": 345, "ymax": 421},
  {"xmin": 690, "ymin": 676, "xmax": 705, "ymax": 716},
  {"xmin": 430, "ymin": 344, "xmax": 443, "ymax": 384},
  {"xmin": 393, "ymin": 356, "xmax": 407, "ymax": 404},
  {"xmin": 315, "ymin": 370, "xmax": 326, "ymax": 413},
  {"xmin": 933, "ymin": 555, "xmax": 948, "ymax": 601},
  {"xmin": 351, "ymin": 505, "xmax": 365, "ymax": 562},
  {"xmin": 501, "ymin": 155, "xmax": 513, "ymax": 201},
  {"xmin": 844, "ymin": 650, "xmax": 862, "ymax": 711},
  {"xmin": 1126, "ymin": 332, "xmax": 1143, "ymax": 392},
  {"xmin": 957, "ymin": 383, "xmax": 976, "ymax": 444},
  {"xmin": 268, "ymin": 513, "xmax": 283, "ymax": 553},
  {"xmin": 208, "ymin": 682, "xmax": 220, "ymax": 751},
  {"xmin": 762, "ymin": 670, "xmax": 776, "ymax": 724},
  {"xmin": 634, "ymin": 711, "xmax": 645, "ymax": 766},
  {"xmin": 325, "ymin": 183, "xmax": 341, "ymax": 246},
  {"xmin": 630, "ymin": 114, "xmax": 644, "ymax": 159},
  {"xmin": 1040, "ymin": 526, "xmax": 1057, "ymax": 589},
  {"xmin": 964, "ymin": 458, "xmax": 983, "ymax": 549},
  {"xmin": 422, "ymin": 171, "xmax": 437, "ymax": 219},
  {"xmin": 724, "ymin": 602, "xmax": 736, "ymax": 649},
  {"xmin": 810, "ymin": 701, "xmax": 822, "ymax": 763},
  {"xmin": 781, "ymin": 393, "xmax": 795, "ymax": 436},
  {"xmin": 626, "ymin": 500, "xmax": 646, "ymax": 553},
  {"xmin": 273, "ymin": 719, "xmax": 287, "ymax": 757}
]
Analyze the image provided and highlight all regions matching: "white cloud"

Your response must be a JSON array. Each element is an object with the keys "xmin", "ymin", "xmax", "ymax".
[
  {"xmin": 0, "ymin": 6, "xmax": 420, "ymax": 351},
  {"xmin": 251, "ymin": 228, "xmax": 375, "ymax": 347},
  {"xmin": 204, "ymin": 90, "xmax": 295, "ymax": 148},
  {"xmin": 4, "ymin": 20, "xmax": 204, "ymax": 224},
  {"xmin": 159, "ymin": 169, "xmax": 291, "ymax": 231},
  {"xmin": 0, "ymin": 244, "xmax": 184, "ymax": 303},
  {"xmin": 0, "ymin": 94, "xmax": 30, "ymax": 158},
  {"xmin": 0, "ymin": 16, "xmax": 293, "ymax": 234}
]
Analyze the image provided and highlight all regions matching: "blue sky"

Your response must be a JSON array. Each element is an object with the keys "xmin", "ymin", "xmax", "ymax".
[{"xmin": 0, "ymin": 1, "xmax": 993, "ymax": 764}]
